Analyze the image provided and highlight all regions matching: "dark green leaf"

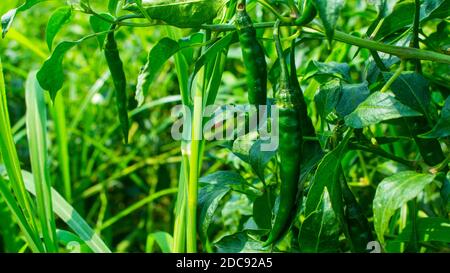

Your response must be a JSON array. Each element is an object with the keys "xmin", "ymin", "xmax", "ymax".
[
  {"xmin": 336, "ymin": 82, "xmax": 370, "ymax": 117},
  {"xmin": 136, "ymin": 38, "xmax": 180, "ymax": 106},
  {"xmin": 345, "ymin": 92, "xmax": 422, "ymax": 129},
  {"xmin": 299, "ymin": 187, "xmax": 340, "ymax": 253},
  {"xmin": 375, "ymin": 0, "xmax": 447, "ymax": 41},
  {"xmin": 397, "ymin": 217, "xmax": 450, "ymax": 243},
  {"xmin": 385, "ymin": 72, "xmax": 431, "ymax": 116},
  {"xmin": 214, "ymin": 232, "xmax": 270, "ymax": 253},
  {"xmin": 249, "ymin": 139, "xmax": 277, "ymax": 183},
  {"xmin": 420, "ymin": 97, "xmax": 450, "ymax": 138},
  {"xmin": 198, "ymin": 183, "xmax": 230, "ymax": 242},
  {"xmin": 46, "ymin": 6, "xmax": 72, "ymax": 51},
  {"xmin": 304, "ymin": 133, "xmax": 350, "ymax": 220},
  {"xmin": 314, "ymin": 79, "xmax": 341, "ymax": 121},
  {"xmin": 37, "ymin": 41, "xmax": 79, "ymax": 100},
  {"xmin": 252, "ymin": 190, "xmax": 273, "ymax": 230},
  {"xmin": 198, "ymin": 171, "xmax": 261, "ymax": 241},
  {"xmin": 313, "ymin": 0, "xmax": 344, "ymax": 44},
  {"xmin": 199, "ymin": 171, "xmax": 260, "ymax": 197},
  {"xmin": 373, "ymin": 171, "xmax": 435, "ymax": 244},
  {"xmin": 304, "ymin": 61, "xmax": 351, "ymax": 82},
  {"xmin": 89, "ymin": 14, "xmax": 114, "ymax": 49},
  {"xmin": 1, "ymin": 0, "xmax": 48, "ymax": 38},
  {"xmin": 124, "ymin": 0, "xmax": 228, "ymax": 28}
]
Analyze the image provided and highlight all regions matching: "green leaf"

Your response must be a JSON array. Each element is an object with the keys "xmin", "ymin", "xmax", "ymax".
[
  {"xmin": 313, "ymin": 0, "xmax": 344, "ymax": 44},
  {"xmin": 199, "ymin": 171, "xmax": 260, "ymax": 198},
  {"xmin": 249, "ymin": 139, "xmax": 277, "ymax": 183},
  {"xmin": 198, "ymin": 171, "xmax": 260, "ymax": 241},
  {"xmin": 188, "ymin": 31, "xmax": 238, "ymax": 93},
  {"xmin": 20, "ymin": 170, "xmax": 112, "ymax": 253},
  {"xmin": 148, "ymin": 231, "xmax": 173, "ymax": 253},
  {"xmin": 25, "ymin": 71, "xmax": 58, "ymax": 252},
  {"xmin": 214, "ymin": 231, "xmax": 270, "ymax": 253},
  {"xmin": 385, "ymin": 72, "xmax": 431, "ymax": 116},
  {"xmin": 299, "ymin": 187, "xmax": 340, "ymax": 253},
  {"xmin": 304, "ymin": 132, "xmax": 351, "ymax": 220},
  {"xmin": 46, "ymin": 6, "xmax": 72, "ymax": 51},
  {"xmin": 252, "ymin": 190, "xmax": 273, "ymax": 230},
  {"xmin": 373, "ymin": 171, "xmax": 436, "ymax": 244},
  {"xmin": 0, "ymin": 58, "xmax": 43, "ymax": 252},
  {"xmin": 345, "ymin": 91, "xmax": 422, "ymax": 129},
  {"xmin": 375, "ymin": 0, "xmax": 447, "ymax": 41},
  {"xmin": 420, "ymin": 96, "xmax": 450, "ymax": 139},
  {"xmin": 136, "ymin": 38, "xmax": 180, "ymax": 106},
  {"xmin": 198, "ymin": 180, "xmax": 231, "ymax": 242},
  {"xmin": 124, "ymin": 0, "xmax": 228, "ymax": 28},
  {"xmin": 37, "ymin": 41, "xmax": 79, "ymax": 100},
  {"xmin": 398, "ymin": 217, "xmax": 450, "ymax": 243},
  {"xmin": 314, "ymin": 79, "xmax": 341, "ymax": 121},
  {"xmin": 336, "ymin": 82, "xmax": 370, "ymax": 117},
  {"xmin": 89, "ymin": 14, "xmax": 114, "ymax": 49},
  {"xmin": 108, "ymin": 0, "xmax": 120, "ymax": 16},
  {"xmin": 1, "ymin": 0, "xmax": 48, "ymax": 38},
  {"xmin": 304, "ymin": 61, "xmax": 351, "ymax": 82}
]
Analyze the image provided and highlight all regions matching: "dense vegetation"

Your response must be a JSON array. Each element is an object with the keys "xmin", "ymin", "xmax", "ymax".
[{"xmin": 0, "ymin": 0, "xmax": 449, "ymax": 253}]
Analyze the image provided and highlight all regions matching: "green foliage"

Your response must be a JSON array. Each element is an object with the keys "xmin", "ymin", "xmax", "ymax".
[
  {"xmin": 0, "ymin": 0, "xmax": 449, "ymax": 254},
  {"xmin": 373, "ymin": 171, "xmax": 436, "ymax": 244}
]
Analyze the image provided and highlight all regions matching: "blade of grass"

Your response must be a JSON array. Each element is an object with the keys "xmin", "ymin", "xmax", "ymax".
[
  {"xmin": 25, "ymin": 70, "xmax": 58, "ymax": 252},
  {"xmin": 50, "ymin": 92, "xmax": 72, "ymax": 202},
  {"xmin": 19, "ymin": 170, "xmax": 112, "ymax": 253},
  {"xmin": 166, "ymin": 26, "xmax": 191, "ymax": 253},
  {"xmin": 0, "ymin": 57, "xmax": 40, "ymax": 243},
  {"xmin": 0, "ymin": 175, "xmax": 43, "ymax": 252}
]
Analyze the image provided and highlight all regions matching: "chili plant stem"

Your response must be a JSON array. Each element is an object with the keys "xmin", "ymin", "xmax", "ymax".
[
  {"xmin": 410, "ymin": 0, "xmax": 422, "ymax": 73},
  {"xmin": 187, "ymin": 67, "xmax": 205, "ymax": 253},
  {"xmin": 349, "ymin": 142, "xmax": 416, "ymax": 169},
  {"xmin": 380, "ymin": 61, "xmax": 405, "ymax": 93},
  {"xmin": 198, "ymin": 22, "xmax": 450, "ymax": 64}
]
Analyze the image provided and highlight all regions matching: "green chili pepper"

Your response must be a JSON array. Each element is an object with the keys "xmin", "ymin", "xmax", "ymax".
[
  {"xmin": 104, "ymin": 25, "xmax": 129, "ymax": 144},
  {"xmin": 290, "ymin": 41, "xmax": 316, "ymax": 139},
  {"xmin": 265, "ymin": 20, "xmax": 302, "ymax": 246},
  {"xmin": 236, "ymin": 0, "xmax": 268, "ymax": 109},
  {"xmin": 340, "ymin": 173, "xmax": 372, "ymax": 252},
  {"xmin": 295, "ymin": 0, "xmax": 317, "ymax": 26},
  {"xmin": 289, "ymin": 41, "xmax": 323, "ymax": 166}
]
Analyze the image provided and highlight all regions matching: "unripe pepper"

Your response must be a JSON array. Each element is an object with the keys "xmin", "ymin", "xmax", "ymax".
[
  {"xmin": 235, "ymin": 0, "xmax": 268, "ymax": 109},
  {"xmin": 265, "ymin": 20, "xmax": 303, "ymax": 246}
]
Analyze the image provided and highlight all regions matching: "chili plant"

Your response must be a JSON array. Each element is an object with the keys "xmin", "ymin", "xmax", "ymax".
[{"xmin": 0, "ymin": 0, "xmax": 449, "ymax": 253}]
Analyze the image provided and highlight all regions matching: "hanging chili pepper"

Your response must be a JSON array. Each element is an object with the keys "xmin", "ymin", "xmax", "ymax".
[
  {"xmin": 265, "ymin": 20, "xmax": 303, "ymax": 246},
  {"xmin": 104, "ymin": 24, "xmax": 129, "ymax": 144},
  {"xmin": 295, "ymin": 0, "xmax": 317, "ymax": 26},
  {"xmin": 236, "ymin": 0, "xmax": 268, "ymax": 109}
]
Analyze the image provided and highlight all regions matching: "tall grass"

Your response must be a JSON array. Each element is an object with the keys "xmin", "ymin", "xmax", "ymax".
[
  {"xmin": 0, "ymin": 58, "xmax": 111, "ymax": 253},
  {"xmin": 25, "ymin": 71, "xmax": 58, "ymax": 252}
]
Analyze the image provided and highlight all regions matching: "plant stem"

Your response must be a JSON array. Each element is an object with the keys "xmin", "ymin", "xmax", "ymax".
[
  {"xmin": 410, "ymin": 0, "xmax": 422, "ymax": 73},
  {"xmin": 348, "ymin": 142, "xmax": 417, "ymax": 169},
  {"xmin": 186, "ymin": 67, "xmax": 205, "ymax": 253},
  {"xmin": 257, "ymin": 0, "xmax": 292, "ymax": 23},
  {"xmin": 380, "ymin": 61, "xmax": 405, "ymax": 93},
  {"xmin": 199, "ymin": 22, "xmax": 450, "ymax": 64}
]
